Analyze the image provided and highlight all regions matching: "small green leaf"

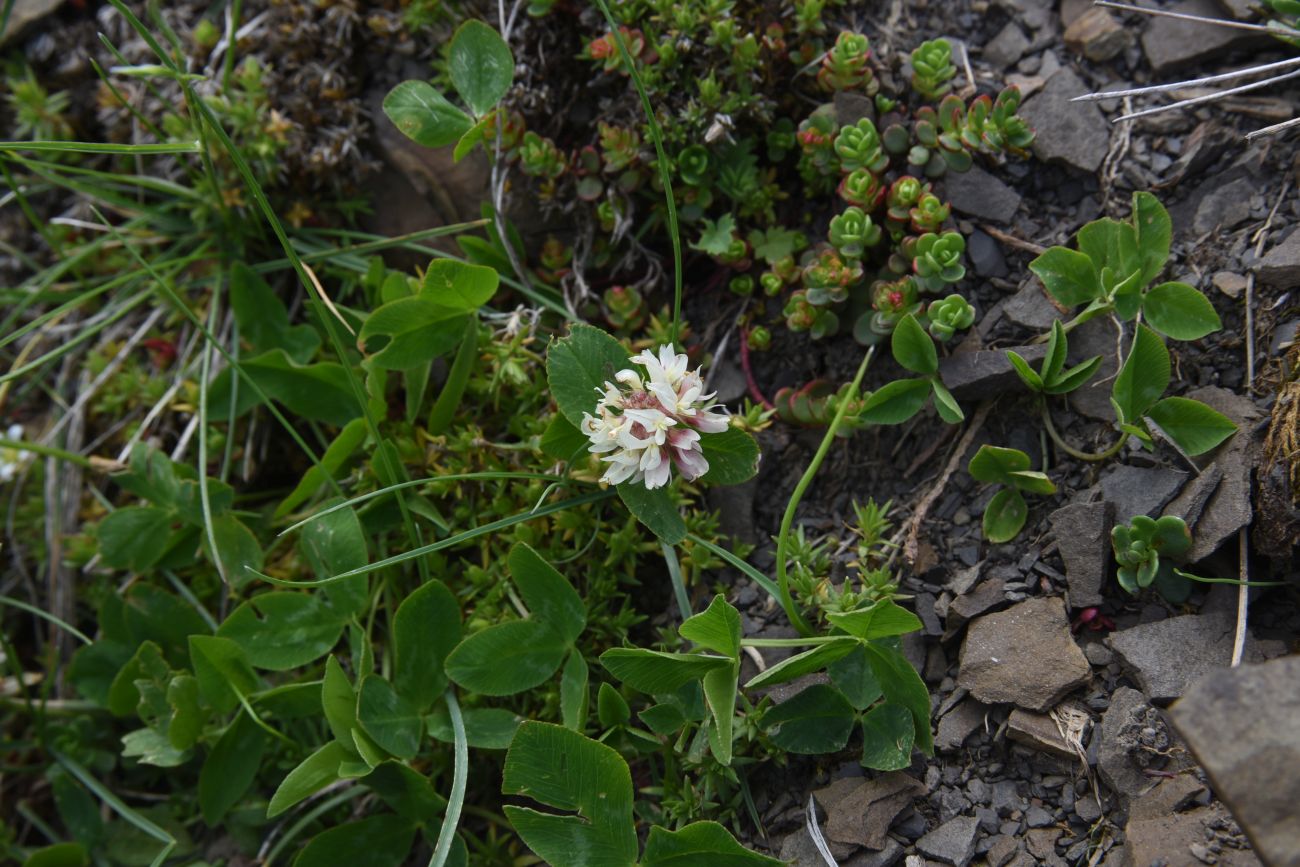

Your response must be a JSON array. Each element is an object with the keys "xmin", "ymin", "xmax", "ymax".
[
  {"xmin": 198, "ymin": 712, "xmax": 267, "ymax": 825},
  {"xmin": 276, "ymin": 419, "xmax": 368, "ymax": 518},
  {"xmin": 218, "ymin": 593, "xmax": 346, "ymax": 671},
  {"xmin": 1133, "ymin": 191, "xmax": 1172, "ymax": 286},
  {"xmin": 702, "ymin": 664, "xmax": 738, "ymax": 765},
  {"xmin": 967, "ymin": 444, "xmax": 1031, "ymax": 486},
  {"xmin": 597, "ymin": 682, "xmax": 631, "ymax": 727},
  {"xmin": 453, "ymin": 113, "xmax": 492, "ymax": 162},
  {"xmin": 862, "ymin": 642, "xmax": 933, "ymax": 754},
  {"xmin": 188, "ymin": 635, "xmax": 257, "ymax": 715},
  {"xmin": 292, "ymin": 814, "xmax": 416, "ymax": 867},
  {"xmin": 1142, "ymin": 282, "xmax": 1221, "ymax": 341},
  {"xmin": 449, "ymin": 20, "xmax": 515, "ymax": 117},
  {"xmin": 540, "ymin": 414, "xmax": 588, "ymax": 461},
  {"xmin": 761, "ymin": 683, "xmax": 856, "ymax": 754},
  {"xmin": 427, "ymin": 705, "xmax": 522, "ymax": 750},
  {"xmin": 639, "ymin": 702, "xmax": 687, "ymax": 735},
  {"xmin": 98, "ymin": 506, "xmax": 174, "ymax": 572},
  {"xmin": 891, "ymin": 313, "xmax": 938, "ymax": 375},
  {"xmin": 859, "ymin": 378, "xmax": 930, "ymax": 425},
  {"xmin": 1076, "ymin": 217, "xmax": 1139, "ymax": 286},
  {"xmin": 502, "ymin": 722, "xmax": 638, "ymax": 867},
  {"xmin": 392, "ymin": 579, "xmax": 461, "ymax": 711},
  {"xmin": 357, "ymin": 676, "xmax": 422, "ymax": 760},
  {"xmin": 679, "ymin": 594, "xmax": 741, "ymax": 659},
  {"xmin": 208, "ymin": 348, "xmax": 361, "ymax": 426},
  {"xmin": 22, "ymin": 843, "xmax": 88, "ymax": 867},
  {"xmin": 1045, "ymin": 356, "xmax": 1102, "ymax": 395},
  {"xmin": 744, "ymin": 638, "xmax": 859, "ymax": 690},
  {"xmin": 641, "ymin": 822, "xmax": 785, "ymax": 866},
  {"xmin": 983, "ymin": 487, "xmax": 1028, "ymax": 543},
  {"xmin": 267, "ymin": 741, "xmax": 350, "ymax": 817},
  {"xmin": 364, "ymin": 762, "xmax": 448, "ymax": 823},
  {"xmin": 1006, "ymin": 470, "xmax": 1056, "ymax": 496},
  {"xmin": 206, "ymin": 514, "xmax": 262, "ymax": 589},
  {"xmin": 509, "ymin": 543, "xmax": 586, "ymax": 645},
  {"xmin": 383, "ymin": 80, "xmax": 472, "ymax": 148},
  {"xmin": 930, "ymin": 377, "xmax": 964, "ymax": 423},
  {"xmin": 618, "ymin": 483, "xmax": 687, "ymax": 544},
  {"xmin": 599, "ymin": 648, "xmax": 731, "ymax": 694},
  {"xmin": 699, "ymin": 427, "xmax": 761, "ymax": 485},
  {"xmin": 1145, "ymin": 397, "xmax": 1237, "ymax": 456},
  {"xmin": 860, "ymin": 702, "xmax": 915, "ymax": 771},
  {"xmin": 546, "ymin": 324, "xmax": 630, "ymax": 428},
  {"xmin": 828, "ymin": 645, "xmax": 884, "ymax": 710},
  {"xmin": 560, "ymin": 651, "xmax": 589, "ymax": 730},
  {"xmin": 228, "ymin": 261, "xmax": 319, "ymax": 363},
  {"xmin": 322, "ymin": 656, "xmax": 359, "ymax": 752},
  {"xmin": 357, "ymin": 297, "xmax": 468, "ymax": 370},
  {"xmin": 445, "ymin": 619, "xmax": 568, "ymax": 696},
  {"xmin": 1006, "ymin": 350, "xmax": 1043, "ymax": 392},
  {"xmin": 419, "ymin": 260, "xmax": 500, "ymax": 311},
  {"xmin": 1112, "ymin": 324, "xmax": 1170, "ymax": 425},
  {"xmin": 1029, "ymin": 246, "xmax": 1101, "ymax": 307},
  {"xmin": 828, "ymin": 599, "xmax": 923, "ymax": 640}
]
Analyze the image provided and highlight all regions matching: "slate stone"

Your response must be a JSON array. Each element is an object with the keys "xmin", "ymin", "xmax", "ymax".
[
  {"xmin": 944, "ymin": 578, "xmax": 1007, "ymax": 638},
  {"xmin": 1019, "ymin": 67, "xmax": 1110, "ymax": 174},
  {"xmin": 1096, "ymin": 687, "xmax": 1157, "ymax": 810},
  {"xmin": 986, "ymin": 835, "xmax": 1020, "ymax": 867},
  {"xmin": 1257, "ymin": 229, "xmax": 1300, "ymax": 289},
  {"xmin": 1025, "ymin": 806, "xmax": 1055, "ymax": 829},
  {"xmin": 936, "ymin": 698, "xmax": 990, "ymax": 752},
  {"xmin": 0, "ymin": 0, "xmax": 66, "ymax": 47},
  {"xmin": 944, "ymin": 165, "xmax": 1023, "ymax": 223},
  {"xmin": 1141, "ymin": 0, "xmax": 1268, "ymax": 72},
  {"xmin": 1193, "ymin": 177, "xmax": 1256, "ymax": 234},
  {"xmin": 916, "ymin": 816, "xmax": 980, "ymax": 866},
  {"xmin": 778, "ymin": 826, "xmax": 856, "ymax": 865},
  {"xmin": 1093, "ymin": 464, "xmax": 1188, "ymax": 522},
  {"xmin": 1050, "ymin": 500, "xmax": 1114, "ymax": 609},
  {"xmin": 1065, "ymin": 317, "xmax": 1120, "ymax": 420},
  {"xmin": 1171, "ymin": 655, "xmax": 1300, "ymax": 867},
  {"xmin": 1107, "ymin": 612, "xmax": 1285, "ymax": 703},
  {"xmin": 967, "ymin": 229, "xmax": 1008, "ymax": 278},
  {"xmin": 984, "ymin": 22, "xmax": 1031, "ymax": 68},
  {"xmin": 844, "ymin": 838, "xmax": 905, "ymax": 866},
  {"xmin": 1128, "ymin": 774, "xmax": 1206, "ymax": 822},
  {"xmin": 938, "ymin": 345, "xmax": 1047, "ymax": 400},
  {"xmin": 814, "ymin": 772, "xmax": 928, "ymax": 851},
  {"xmin": 1007, "ymin": 709, "xmax": 1077, "ymax": 759},
  {"xmin": 958, "ymin": 597, "xmax": 1091, "ymax": 711},
  {"xmin": 1063, "ymin": 8, "xmax": 1129, "ymax": 62},
  {"xmin": 1123, "ymin": 805, "xmax": 1264, "ymax": 867},
  {"xmin": 1003, "ymin": 282, "xmax": 1063, "ymax": 331}
]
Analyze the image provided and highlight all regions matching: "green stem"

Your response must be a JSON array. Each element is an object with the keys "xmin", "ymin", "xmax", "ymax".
[
  {"xmin": 740, "ymin": 636, "xmax": 846, "ymax": 648},
  {"xmin": 0, "ymin": 438, "xmax": 95, "ymax": 470},
  {"xmin": 591, "ymin": 0, "xmax": 682, "ymax": 345},
  {"xmin": 1174, "ymin": 569, "xmax": 1287, "ymax": 588},
  {"xmin": 776, "ymin": 346, "xmax": 875, "ymax": 636},
  {"xmin": 429, "ymin": 689, "xmax": 468, "ymax": 867},
  {"xmin": 1040, "ymin": 400, "xmax": 1125, "ymax": 462}
]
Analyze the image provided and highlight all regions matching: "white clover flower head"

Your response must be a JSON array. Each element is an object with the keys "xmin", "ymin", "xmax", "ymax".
[
  {"xmin": 0, "ymin": 423, "xmax": 26, "ymax": 484},
  {"xmin": 582, "ymin": 345, "xmax": 730, "ymax": 490}
]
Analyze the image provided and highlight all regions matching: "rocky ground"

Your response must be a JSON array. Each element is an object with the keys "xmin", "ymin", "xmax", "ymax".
[{"xmin": 698, "ymin": 0, "xmax": 1300, "ymax": 864}]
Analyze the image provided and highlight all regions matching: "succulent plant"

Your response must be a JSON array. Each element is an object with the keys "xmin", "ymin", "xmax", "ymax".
[
  {"xmin": 1112, "ymin": 515, "xmax": 1192, "ymax": 600},
  {"xmin": 910, "ymin": 39, "xmax": 957, "ymax": 101},
  {"xmin": 747, "ymin": 325, "xmax": 772, "ymax": 350},
  {"xmin": 801, "ymin": 247, "xmax": 862, "ymax": 305},
  {"xmin": 828, "ymin": 206, "xmax": 883, "ymax": 258},
  {"xmin": 867, "ymin": 276, "xmax": 923, "ymax": 336},
  {"xmin": 518, "ymin": 131, "xmax": 566, "ymax": 179},
  {"xmin": 838, "ymin": 167, "xmax": 886, "ymax": 208},
  {"xmin": 833, "ymin": 118, "xmax": 889, "ymax": 174},
  {"xmin": 604, "ymin": 284, "xmax": 646, "ymax": 330},
  {"xmin": 912, "ymin": 231, "xmax": 966, "ymax": 291},
  {"xmin": 784, "ymin": 291, "xmax": 839, "ymax": 339},
  {"xmin": 677, "ymin": 144, "xmax": 712, "ymax": 186},
  {"xmin": 885, "ymin": 176, "xmax": 927, "ymax": 225},
  {"xmin": 818, "ymin": 32, "xmax": 879, "ymax": 94},
  {"xmin": 729, "ymin": 275, "xmax": 755, "ymax": 296},
  {"xmin": 926, "ymin": 294, "xmax": 975, "ymax": 341},
  {"xmin": 909, "ymin": 193, "xmax": 951, "ymax": 233}
]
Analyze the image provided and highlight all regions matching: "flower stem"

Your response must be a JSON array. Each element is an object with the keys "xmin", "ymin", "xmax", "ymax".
[
  {"xmin": 740, "ymin": 636, "xmax": 847, "ymax": 648},
  {"xmin": 775, "ymin": 346, "xmax": 875, "ymax": 637},
  {"xmin": 1039, "ymin": 400, "xmax": 1125, "ymax": 462}
]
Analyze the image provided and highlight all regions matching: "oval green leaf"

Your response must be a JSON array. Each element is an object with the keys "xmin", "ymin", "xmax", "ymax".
[
  {"xmin": 449, "ymin": 20, "xmax": 515, "ymax": 117},
  {"xmin": 382, "ymin": 80, "xmax": 472, "ymax": 148},
  {"xmin": 1142, "ymin": 282, "xmax": 1221, "ymax": 341}
]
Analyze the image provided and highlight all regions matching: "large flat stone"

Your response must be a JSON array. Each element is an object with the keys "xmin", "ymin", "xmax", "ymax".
[
  {"xmin": 1107, "ymin": 612, "xmax": 1285, "ymax": 703},
  {"xmin": 1019, "ymin": 67, "xmax": 1110, "ymax": 173},
  {"xmin": 958, "ymin": 596, "xmax": 1091, "ymax": 711},
  {"xmin": 1050, "ymin": 500, "xmax": 1114, "ymax": 609},
  {"xmin": 1171, "ymin": 655, "xmax": 1300, "ymax": 867},
  {"xmin": 1093, "ymin": 464, "xmax": 1188, "ymax": 522},
  {"xmin": 1141, "ymin": 0, "xmax": 1269, "ymax": 72},
  {"xmin": 1257, "ymin": 229, "xmax": 1300, "ymax": 290},
  {"xmin": 943, "ymin": 165, "xmax": 1022, "ymax": 223},
  {"xmin": 938, "ymin": 345, "xmax": 1047, "ymax": 400}
]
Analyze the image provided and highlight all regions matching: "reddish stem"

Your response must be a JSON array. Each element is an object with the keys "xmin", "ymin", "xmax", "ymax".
[{"xmin": 739, "ymin": 327, "xmax": 775, "ymax": 410}]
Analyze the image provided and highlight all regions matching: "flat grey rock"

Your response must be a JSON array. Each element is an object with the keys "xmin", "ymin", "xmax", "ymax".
[
  {"xmin": 1093, "ymin": 464, "xmax": 1188, "ymax": 521},
  {"xmin": 1019, "ymin": 67, "xmax": 1109, "ymax": 173},
  {"xmin": 943, "ymin": 165, "xmax": 1022, "ymax": 223},
  {"xmin": 1003, "ymin": 282, "xmax": 1063, "ymax": 331},
  {"xmin": 1141, "ymin": 0, "xmax": 1268, "ymax": 72},
  {"xmin": 1257, "ymin": 229, "xmax": 1300, "ymax": 289},
  {"xmin": 939, "ymin": 344, "xmax": 1047, "ymax": 400},
  {"xmin": 936, "ymin": 698, "xmax": 991, "ymax": 751},
  {"xmin": 1050, "ymin": 500, "xmax": 1113, "ymax": 609},
  {"xmin": 1172, "ymin": 655, "xmax": 1300, "ymax": 867},
  {"xmin": 814, "ymin": 772, "xmax": 927, "ymax": 851},
  {"xmin": 1064, "ymin": 316, "xmax": 1120, "ymax": 420},
  {"xmin": 916, "ymin": 815, "xmax": 980, "ymax": 866},
  {"xmin": 1193, "ymin": 177, "xmax": 1256, "ymax": 235},
  {"xmin": 1096, "ymin": 686, "xmax": 1158, "ymax": 810},
  {"xmin": 1107, "ymin": 612, "xmax": 1285, "ymax": 703},
  {"xmin": 984, "ymin": 22, "xmax": 1031, "ymax": 68},
  {"xmin": 958, "ymin": 596, "xmax": 1091, "ymax": 711}
]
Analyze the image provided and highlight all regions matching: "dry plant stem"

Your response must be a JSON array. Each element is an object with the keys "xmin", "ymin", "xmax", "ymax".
[
  {"xmin": 979, "ymin": 224, "xmax": 1047, "ymax": 255},
  {"xmin": 1040, "ymin": 400, "xmax": 1126, "ymax": 462},
  {"xmin": 903, "ymin": 400, "xmax": 991, "ymax": 567},
  {"xmin": 1232, "ymin": 526, "xmax": 1249, "ymax": 667},
  {"xmin": 1246, "ymin": 115, "xmax": 1300, "ymax": 140},
  {"xmin": 776, "ymin": 347, "xmax": 875, "ymax": 637},
  {"xmin": 1112, "ymin": 69, "xmax": 1300, "ymax": 122},
  {"xmin": 1073, "ymin": 56, "xmax": 1300, "ymax": 102},
  {"xmin": 1244, "ymin": 181, "xmax": 1291, "ymax": 387},
  {"xmin": 1093, "ymin": 0, "xmax": 1300, "ymax": 36}
]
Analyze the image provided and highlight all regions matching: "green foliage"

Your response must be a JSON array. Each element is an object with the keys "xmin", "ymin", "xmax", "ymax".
[
  {"xmin": 1112, "ymin": 515, "xmax": 1193, "ymax": 602},
  {"xmin": 910, "ymin": 39, "xmax": 956, "ymax": 101},
  {"xmin": 967, "ymin": 445, "xmax": 1057, "ymax": 543}
]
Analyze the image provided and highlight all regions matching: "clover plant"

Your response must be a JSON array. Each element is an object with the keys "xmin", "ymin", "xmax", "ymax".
[{"xmin": 967, "ymin": 445, "xmax": 1057, "ymax": 543}]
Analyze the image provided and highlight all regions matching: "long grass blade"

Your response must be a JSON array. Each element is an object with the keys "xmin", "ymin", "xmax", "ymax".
[
  {"xmin": 429, "ymin": 689, "xmax": 469, "ymax": 867},
  {"xmin": 0, "ymin": 140, "xmax": 200, "ymax": 154}
]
